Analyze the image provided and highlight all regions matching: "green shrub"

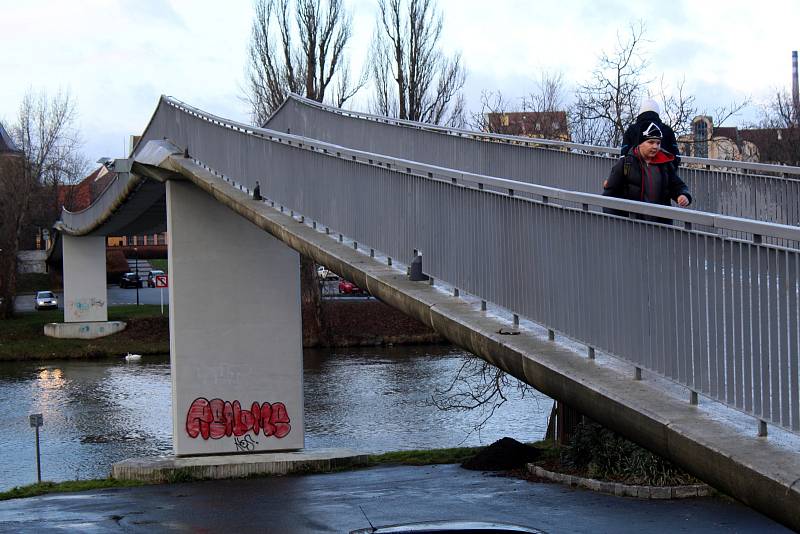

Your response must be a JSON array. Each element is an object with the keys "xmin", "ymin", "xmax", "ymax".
[{"xmin": 561, "ymin": 421, "xmax": 697, "ymax": 486}]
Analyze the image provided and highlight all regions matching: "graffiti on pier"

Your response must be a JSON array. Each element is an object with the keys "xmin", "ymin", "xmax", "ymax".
[
  {"xmin": 234, "ymin": 434, "xmax": 260, "ymax": 452},
  {"xmin": 185, "ymin": 398, "xmax": 291, "ymax": 441},
  {"xmin": 68, "ymin": 297, "xmax": 105, "ymax": 318}
]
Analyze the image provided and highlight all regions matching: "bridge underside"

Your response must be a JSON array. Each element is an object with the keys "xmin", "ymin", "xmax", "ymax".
[{"xmin": 130, "ymin": 148, "xmax": 800, "ymax": 530}]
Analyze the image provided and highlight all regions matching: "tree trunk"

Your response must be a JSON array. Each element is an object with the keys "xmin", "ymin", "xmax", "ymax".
[
  {"xmin": 0, "ymin": 255, "xmax": 16, "ymax": 319},
  {"xmin": 546, "ymin": 401, "xmax": 583, "ymax": 446},
  {"xmin": 300, "ymin": 255, "xmax": 324, "ymax": 346}
]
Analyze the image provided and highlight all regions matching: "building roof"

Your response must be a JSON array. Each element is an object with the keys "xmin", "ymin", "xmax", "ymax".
[
  {"xmin": 57, "ymin": 165, "xmax": 118, "ymax": 211},
  {"xmin": 711, "ymin": 123, "xmax": 800, "ymax": 165},
  {"xmin": 0, "ymin": 121, "xmax": 21, "ymax": 153},
  {"xmin": 486, "ymin": 111, "xmax": 570, "ymax": 140}
]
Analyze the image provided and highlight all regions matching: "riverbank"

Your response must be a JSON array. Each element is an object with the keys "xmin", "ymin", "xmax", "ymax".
[
  {"xmin": 0, "ymin": 299, "xmax": 442, "ymax": 361},
  {"xmin": 0, "ymin": 305, "xmax": 169, "ymax": 361},
  {"xmin": 311, "ymin": 299, "xmax": 443, "ymax": 347},
  {"xmin": 0, "ymin": 445, "xmax": 484, "ymax": 501}
]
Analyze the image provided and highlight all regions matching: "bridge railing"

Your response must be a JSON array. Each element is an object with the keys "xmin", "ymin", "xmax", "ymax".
[
  {"xmin": 266, "ymin": 95, "xmax": 800, "ymax": 246},
  {"xmin": 54, "ymin": 159, "xmax": 142, "ymax": 235},
  {"xmin": 131, "ymin": 96, "xmax": 800, "ymax": 435}
]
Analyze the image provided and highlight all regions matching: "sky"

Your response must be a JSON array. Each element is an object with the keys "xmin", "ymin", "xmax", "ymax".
[{"xmin": 1, "ymin": 0, "xmax": 798, "ymax": 167}]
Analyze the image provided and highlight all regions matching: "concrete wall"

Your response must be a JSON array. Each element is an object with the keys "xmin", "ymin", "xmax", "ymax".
[
  {"xmin": 167, "ymin": 181, "xmax": 303, "ymax": 456},
  {"xmin": 62, "ymin": 235, "xmax": 108, "ymax": 322},
  {"xmin": 17, "ymin": 250, "xmax": 48, "ymax": 274}
]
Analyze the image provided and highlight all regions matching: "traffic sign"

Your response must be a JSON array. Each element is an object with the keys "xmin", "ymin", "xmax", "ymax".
[{"xmin": 155, "ymin": 274, "xmax": 168, "ymax": 288}]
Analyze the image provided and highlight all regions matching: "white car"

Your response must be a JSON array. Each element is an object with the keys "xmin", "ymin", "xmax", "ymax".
[
  {"xmin": 35, "ymin": 291, "xmax": 58, "ymax": 310},
  {"xmin": 317, "ymin": 266, "xmax": 339, "ymax": 281}
]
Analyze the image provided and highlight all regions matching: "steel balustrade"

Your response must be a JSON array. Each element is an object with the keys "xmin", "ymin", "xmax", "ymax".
[
  {"xmin": 266, "ymin": 95, "xmax": 800, "ymax": 246},
  {"xmin": 63, "ymin": 95, "xmax": 800, "ymax": 435}
]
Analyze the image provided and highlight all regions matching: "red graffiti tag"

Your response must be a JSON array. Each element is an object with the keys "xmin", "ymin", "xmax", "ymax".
[{"xmin": 185, "ymin": 398, "xmax": 291, "ymax": 440}]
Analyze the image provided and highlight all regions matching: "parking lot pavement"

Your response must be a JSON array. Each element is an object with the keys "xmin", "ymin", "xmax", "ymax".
[
  {"xmin": 14, "ymin": 286, "xmax": 172, "ymax": 313},
  {"xmin": 0, "ymin": 464, "xmax": 787, "ymax": 533}
]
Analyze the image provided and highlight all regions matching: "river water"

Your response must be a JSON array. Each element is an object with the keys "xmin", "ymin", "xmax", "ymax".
[{"xmin": 0, "ymin": 345, "xmax": 551, "ymax": 491}]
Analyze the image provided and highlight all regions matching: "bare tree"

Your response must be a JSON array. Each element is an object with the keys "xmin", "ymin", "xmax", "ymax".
[
  {"xmin": 0, "ymin": 90, "xmax": 87, "ymax": 318},
  {"xmin": 570, "ymin": 22, "xmax": 650, "ymax": 146},
  {"xmin": 469, "ymin": 90, "xmax": 516, "ymax": 133},
  {"xmin": 244, "ymin": 0, "xmax": 365, "ymax": 343},
  {"xmin": 747, "ymin": 89, "xmax": 800, "ymax": 165},
  {"xmin": 522, "ymin": 71, "xmax": 568, "ymax": 114},
  {"xmin": 653, "ymin": 76, "xmax": 697, "ymax": 138},
  {"xmin": 753, "ymin": 89, "xmax": 796, "ymax": 131},
  {"xmin": 244, "ymin": 0, "xmax": 363, "ymax": 125},
  {"xmin": 429, "ymin": 353, "xmax": 539, "ymax": 436},
  {"xmin": 370, "ymin": 0, "xmax": 466, "ymax": 127},
  {"xmin": 471, "ymin": 73, "xmax": 569, "ymax": 140}
]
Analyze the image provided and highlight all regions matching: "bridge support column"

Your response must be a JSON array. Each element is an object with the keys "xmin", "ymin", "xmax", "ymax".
[
  {"xmin": 62, "ymin": 234, "xmax": 109, "ymax": 322},
  {"xmin": 167, "ymin": 181, "xmax": 303, "ymax": 456},
  {"xmin": 44, "ymin": 234, "xmax": 123, "ymax": 339}
]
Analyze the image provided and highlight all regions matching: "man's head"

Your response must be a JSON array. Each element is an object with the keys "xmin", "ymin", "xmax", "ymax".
[
  {"xmin": 639, "ymin": 98, "xmax": 661, "ymax": 116},
  {"xmin": 637, "ymin": 121, "xmax": 663, "ymax": 160}
]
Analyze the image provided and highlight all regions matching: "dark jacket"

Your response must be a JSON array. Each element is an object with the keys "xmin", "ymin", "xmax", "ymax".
[
  {"xmin": 602, "ymin": 148, "xmax": 691, "ymax": 223},
  {"xmin": 621, "ymin": 111, "xmax": 681, "ymax": 168}
]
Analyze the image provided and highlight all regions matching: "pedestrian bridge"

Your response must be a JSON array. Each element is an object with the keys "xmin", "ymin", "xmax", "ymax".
[{"xmin": 54, "ymin": 95, "xmax": 800, "ymax": 529}]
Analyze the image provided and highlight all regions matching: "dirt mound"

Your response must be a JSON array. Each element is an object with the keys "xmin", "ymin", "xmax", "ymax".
[
  {"xmin": 119, "ymin": 316, "xmax": 169, "ymax": 342},
  {"xmin": 461, "ymin": 437, "xmax": 543, "ymax": 471}
]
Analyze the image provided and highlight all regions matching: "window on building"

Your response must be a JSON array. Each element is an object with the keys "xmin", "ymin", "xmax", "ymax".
[
  {"xmin": 501, "ymin": 115, "xmax": 509, "ymax": 127},
  {"xmin": 694, "ymin": 120, "xmax": 708, "ymax": 158}
]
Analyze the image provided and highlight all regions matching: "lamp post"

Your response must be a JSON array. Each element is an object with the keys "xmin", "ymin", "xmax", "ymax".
[{"xmin": 134, "ymin": 246, "xmax": 140, "ymax": 306}]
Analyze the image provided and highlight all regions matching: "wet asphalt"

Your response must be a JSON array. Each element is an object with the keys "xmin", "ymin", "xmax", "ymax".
[{"xmin": 0, "ymin": 464, "xmax": 789, "ymax": 533}]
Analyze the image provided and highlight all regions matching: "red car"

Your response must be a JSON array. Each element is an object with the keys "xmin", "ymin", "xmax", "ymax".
[{"xmin": 338, "ymin": 279, "xmax": 363, "ymax": 294}]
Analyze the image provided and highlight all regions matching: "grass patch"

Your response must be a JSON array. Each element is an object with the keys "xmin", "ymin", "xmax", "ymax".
[
  {"xmin": 0, "ymin": 305, "xmax": 169, "ymax": 361},
  {"xmin": 149, "ymin": 259, "xmax": 168, "ymax": 272},
  {"xmin": 0, "ymin": 479, "xmax": 145, "ymax": 501},
  {"xmin": 0, "ymin": 446, "xmax": 490, "ymax": 501},
  {"xmin": 367, "ymin": 445, "xmax": 485, "ymax": 466}
]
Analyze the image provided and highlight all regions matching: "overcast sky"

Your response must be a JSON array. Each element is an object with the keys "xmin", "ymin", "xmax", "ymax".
[{"xmin": 1, "ymin": 0, "xmax": 798, "ymax": 166}]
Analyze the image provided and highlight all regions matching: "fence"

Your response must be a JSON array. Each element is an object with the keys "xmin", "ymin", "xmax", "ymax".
[{"xmin": 267, "ymin": 95, "xmax": 800, "ymax": 244}]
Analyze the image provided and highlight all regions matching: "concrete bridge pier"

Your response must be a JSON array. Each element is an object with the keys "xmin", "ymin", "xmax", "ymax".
[
  {"xmin": 166, "ymin": 180, "xmax": 304, "ymax": 456},
  {"xmin": 44, "ymin": 234, "xmax": 125, "ymax": 339}
]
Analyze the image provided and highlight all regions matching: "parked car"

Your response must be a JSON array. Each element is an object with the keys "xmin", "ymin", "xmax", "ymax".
[
  {"xmin": 34, "ymin": 291, "xmax": 58, "ymax": 310},
  {"xmin": 146, "ymin": 270, "xmax": 166, "ymax": 287},
  {"xmin": 317, "ymin": 266, "xmax": 339, "ymax": 281},
  {"xmin": 338, "ymin": 279, "xmax": 363, "ymax": 294},
  {"xmin": 120, "ymin": 272, "xmax": 141, "ymax": 288},
  {"xmin": 350, "ymin": 521, "xmax": 544, "ymax": 533}
]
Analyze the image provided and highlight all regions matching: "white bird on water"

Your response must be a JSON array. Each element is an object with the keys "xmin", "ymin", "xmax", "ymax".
[{"xmin": 124, "ymin": 353, "xmax": 142, "ymax": 362}]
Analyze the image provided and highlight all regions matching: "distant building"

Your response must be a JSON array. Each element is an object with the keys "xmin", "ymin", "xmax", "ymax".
[
  {"xmin": 679, "ymin": 115, "xmax": 800, "ymax": 166},
  {"xmin": 485, "ymin": 111, "xmax": 571, "ymax": 141},
  {"xmin": 0, "ymin": 120, "xmax": 22, "ymax": 157}
]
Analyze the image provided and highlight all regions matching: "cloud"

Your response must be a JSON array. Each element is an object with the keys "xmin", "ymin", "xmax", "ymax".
[{"xmin": 118, "ymin": 0, "xmax": 186, "ymax": 28}]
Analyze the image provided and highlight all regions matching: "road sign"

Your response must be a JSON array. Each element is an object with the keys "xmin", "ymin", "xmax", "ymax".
[
  {"xmin": 29, "ymin": 413, "xmax": 43, "ymax": 428},
  {"xmin": 155, "ymin": 275, "xmax": 168, "ymax": 288}
]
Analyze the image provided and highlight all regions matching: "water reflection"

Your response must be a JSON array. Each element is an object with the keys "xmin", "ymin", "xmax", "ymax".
[{"xmin": 0, "ymin": 346, "xmax": 551, "ymax": 491}]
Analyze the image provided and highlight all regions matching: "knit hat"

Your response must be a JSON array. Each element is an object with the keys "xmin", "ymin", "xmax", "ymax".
[
  {"xmin": 639, "ymin": 121, "xmax": 663, "ymax": 142},
  {"xmin": 639, "ymin": 98, "xmax": 661, "ymax": 115}
]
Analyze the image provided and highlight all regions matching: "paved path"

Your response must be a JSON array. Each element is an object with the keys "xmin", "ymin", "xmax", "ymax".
[{"xmin": 0, "ymin": 465, "xmax": 788, "ymax": 533}]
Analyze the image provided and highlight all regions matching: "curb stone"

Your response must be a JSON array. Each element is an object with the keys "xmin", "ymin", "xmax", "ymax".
[{"xmin": 528, "ymin": 464, "xmax": 712, "ymax": 500}]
